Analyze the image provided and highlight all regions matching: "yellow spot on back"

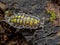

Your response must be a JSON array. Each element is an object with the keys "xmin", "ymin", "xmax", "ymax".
[
  {"xmin": 20, "ymin": 19, "xmax": 22, "ymax": 25},
  {"xmin": 17, "ymin": 19, "xmax": 20, "ymax": 23},
  {"xmin": 34, "ymin": 19, "xmax": 39, "ymax": 25},
  {"xmin": 10, "ymin": 19, "xmax": 17, "ymax": 23},
  {"xmin": 17, "ymin": 15, "xmax": 21, "ymax": 18},
  {"xmin": 29, "ymin": 18, "xmax": 34, "ymax": 26},
  {"xmin": 26, "ymin": 16, "xmax": 30, "ymax": 24}
]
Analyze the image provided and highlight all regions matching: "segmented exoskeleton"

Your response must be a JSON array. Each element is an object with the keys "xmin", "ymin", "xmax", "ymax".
[{"xmin": 2, "ymin": 13, "xmax": 41, "ymax": 29}]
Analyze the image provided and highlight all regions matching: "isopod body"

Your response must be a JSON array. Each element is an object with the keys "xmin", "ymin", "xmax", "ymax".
[{"xmin": 4, "ymin": 13, "xmax": 40, "ymax": 29}]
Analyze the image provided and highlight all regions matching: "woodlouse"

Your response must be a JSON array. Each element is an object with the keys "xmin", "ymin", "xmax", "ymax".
[{"xmin": 2, "ymin": 13, "xmax": 41, "ymax": 29}]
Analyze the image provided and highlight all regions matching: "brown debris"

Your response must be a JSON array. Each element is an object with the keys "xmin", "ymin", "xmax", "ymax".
[
  {"xmin": 3, "ymin": 34, "xmax": 8, "ymax": 41},
  {"xmin": 0, "ymin": 2, "xmax": 6, "ymax": 10},
  {"xmin": 56, "ymin": 31, "xmax": 60, "ymax": 36},
  {"xmin": 46, "ymin": 1, "xmax": 60, "ymax": 26}
]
